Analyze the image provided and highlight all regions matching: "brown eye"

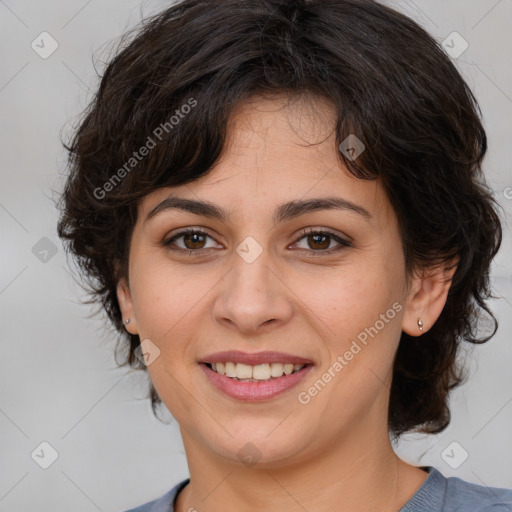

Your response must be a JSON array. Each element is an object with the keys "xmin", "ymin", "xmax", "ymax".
[
  {"xmin": 292, "ymin": 229, "xmax": 351, "ymax": 253},
  {"xmin": 182, "ymin": 232, "xmax": 207, "ymax": 249},
  {"xmin": 307, "ymin": 233, "xmax": 331, "ymax": 250},
  {"xmin": 163, "ymin": 229, "xmax": 220, "ymax": 253}
]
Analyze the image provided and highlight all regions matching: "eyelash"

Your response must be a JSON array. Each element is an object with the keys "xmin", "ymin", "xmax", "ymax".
[{"xmin": 162, "ymin": 227, "xmax": 352, "ymax": 256}]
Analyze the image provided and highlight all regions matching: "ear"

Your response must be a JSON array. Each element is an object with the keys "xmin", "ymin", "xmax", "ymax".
[
  {"xmin": 116, "ymin": 276, "xmax": 139, "ymax": 335},
  {"xmin": 402, "ymin": 257, "xmax": 458, "ymax": 337}
]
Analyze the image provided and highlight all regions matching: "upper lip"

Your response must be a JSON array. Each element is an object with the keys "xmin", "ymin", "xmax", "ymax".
[{"xmin": 199, "ymin": 351, "xmax": 314, "ymax": 366}]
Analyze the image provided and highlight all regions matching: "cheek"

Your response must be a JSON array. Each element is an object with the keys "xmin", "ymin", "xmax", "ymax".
[
  {"xmin": 130, "ymin": 259, "xmax": 195, "ymax": 344},
  {"xmin": 305, "ymin": 264, "xmax": 400, "ymax": 336},
  {"xmin": 129, "ymin": 256, "xmax": 228, "ymax": 360}
]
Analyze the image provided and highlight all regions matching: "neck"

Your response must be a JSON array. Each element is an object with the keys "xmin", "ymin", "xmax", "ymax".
[{"xmin": 175, "ymin": 415, "xmax": 426, "ymax": 512}]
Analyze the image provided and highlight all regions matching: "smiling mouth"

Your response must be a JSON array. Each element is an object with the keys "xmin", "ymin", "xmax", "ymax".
[{"xmin": 203, "ymin": 362, "xmax": 309, "ymax": 382}]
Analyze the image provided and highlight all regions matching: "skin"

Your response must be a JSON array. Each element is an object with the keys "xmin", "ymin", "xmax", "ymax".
[{"xmin": 117, "ymin": 93, "xmax": 456, "ymax": 512}]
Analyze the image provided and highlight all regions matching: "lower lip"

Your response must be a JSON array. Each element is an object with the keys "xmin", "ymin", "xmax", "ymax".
[{"xmin": 199, "ymin": 363, "xmax": 314, "ymax": 401}]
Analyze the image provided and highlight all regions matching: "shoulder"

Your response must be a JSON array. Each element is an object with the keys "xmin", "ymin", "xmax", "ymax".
[
  {"xmin": 121, "ymin": 478, "xmax": 190, "ymax": 512},
  {"xmin": 442, "ymin": 470, "xmax": 512, "ymax": 511},
  {"xmin": 401, "ymin": 467, "xmax": 512, "ymax": 512}
]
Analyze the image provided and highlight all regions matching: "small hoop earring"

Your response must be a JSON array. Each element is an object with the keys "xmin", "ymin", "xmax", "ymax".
[
  {"xmin": 124, "ymin": 318, "xmax": 131, "ymax": 325},
  {"xmin": 417, "ymin": 318, "xmax": 423, "ymax": 331}
]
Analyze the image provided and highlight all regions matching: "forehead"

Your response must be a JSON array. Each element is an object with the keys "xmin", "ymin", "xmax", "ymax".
[{"xmin": 138, "ymin": 94, "xmax": 395, "ymax": 227}]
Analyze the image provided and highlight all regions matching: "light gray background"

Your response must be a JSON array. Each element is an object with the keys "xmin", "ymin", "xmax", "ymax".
[{"xmin": 0, "ymin": 1, "xmax": 511, "ymax": 510}]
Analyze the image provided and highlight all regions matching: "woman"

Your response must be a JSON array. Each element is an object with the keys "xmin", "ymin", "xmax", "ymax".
[{"xmin": 57, "ymin": 0, "xmax": 512, "ymax": 510}]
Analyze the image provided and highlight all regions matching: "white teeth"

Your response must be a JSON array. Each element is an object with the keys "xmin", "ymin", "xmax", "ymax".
[
  {"xmin": 236, "ymin": 363, "xmax": 253, "ymax": 379},
  {"xmin": 252, "ymin": 364, "xmax": 271, "ymax": 380},
  {"xmin": 225, "ymin": 362, "xmax": 237, "ymax": 377},
  {"xmin": 270, "ymin": 363, "xmax": 284, "ymax": 377},
  {"xmin": 208, "ymin": 362, "xmax": 305, "ymax": 379}
]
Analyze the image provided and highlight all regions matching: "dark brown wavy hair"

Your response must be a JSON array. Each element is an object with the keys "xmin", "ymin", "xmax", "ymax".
[{"xmin": 57, "ymin": 0, "xmax": 502, "ymax": 437}]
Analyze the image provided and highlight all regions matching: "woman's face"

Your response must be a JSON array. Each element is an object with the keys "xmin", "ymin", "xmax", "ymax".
[{"xmin": 119, "ymin": 94, "xmax": 416, "ymax": 467}]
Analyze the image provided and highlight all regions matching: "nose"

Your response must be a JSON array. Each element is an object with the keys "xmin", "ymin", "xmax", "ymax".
[{"xmin": 213, "ymin": 247, "xmax": 294, "ymax": 335}]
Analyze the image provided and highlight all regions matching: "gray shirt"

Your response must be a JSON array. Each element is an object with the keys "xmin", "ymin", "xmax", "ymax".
[{"xmin": 124, "ymin": 466, "xmax": 512, "ymax": 511}]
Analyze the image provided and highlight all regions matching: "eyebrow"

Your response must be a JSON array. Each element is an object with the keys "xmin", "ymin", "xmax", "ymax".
[{"xmin": 145, "ymin": 195, "xmax": 372, "ymax": 224}]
